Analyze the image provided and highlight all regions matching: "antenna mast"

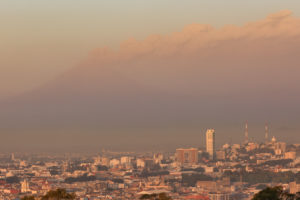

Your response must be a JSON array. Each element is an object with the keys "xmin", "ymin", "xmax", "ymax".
[
  {"xmin": 245, "ymin": 121, "xmax": 249, "ymax": 144},
  {"xmin": 265, "ymin": 122, "xmax": 269, "ymax": 143}
]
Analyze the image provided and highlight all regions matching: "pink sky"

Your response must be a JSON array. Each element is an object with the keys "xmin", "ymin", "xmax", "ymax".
[{"xmin": 0, "ymin": 10, "xmax": 299, "ymax": 150}]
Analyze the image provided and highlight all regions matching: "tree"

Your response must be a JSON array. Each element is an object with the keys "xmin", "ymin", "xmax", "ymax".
[
  {"xmin": 21, "ymin": 196, "xmax": 35, "ymax": 200},
  {"xmin": 252, "ymin": 186, "xmax": 284, "ymax": 200},
  {"xmin": 41, "ymin": 188, "xmax": 75, "ymax": 200},
  {"xmin": 139, "ymin": 193, "xmax": 172, "ymax": 200},
  {"xmin": 252, "ymin": 186, "xmax": 300, "ymax": 200},
  {"xmin": 158, "ymin": 193, "xmax": 172, "ymax": 200}
]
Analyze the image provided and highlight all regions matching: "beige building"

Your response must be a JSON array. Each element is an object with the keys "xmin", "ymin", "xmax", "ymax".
[
  {"xmin": 290, "ymin": 182, "xmax": 300, "ymax": 194},
  {"xmin": 274, "ymin": 142, "xmax": 286, "ymax": 155},
  {"xmin": 216, "ymin": 150, "xmax": 226, "ymax": 160},
  {"xmin": 206, "ymin": 129, "xmax": 216, "ymax": 160},
  {"xmin": 208, "ymin": 192, "xmax": 231, "ymax": 200},
  {"xmin": 176, "ymin": 148, "xmax": 198, "ymax": 165},
  {"xmin": 285, "ymin": 151, "xmax": 296, "ymax": 160},
  {"xmin": 21, "ymin": 179, "xmax": 30, "ymax": 193}
]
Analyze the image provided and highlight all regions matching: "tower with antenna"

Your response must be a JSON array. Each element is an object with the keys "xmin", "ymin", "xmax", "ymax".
[
  {"xmin": 244, "ymin": 121, "xmax": 249, "ymax": 144},
  {"xmin": 265, "ymin": 122, "xmax": 269, "ymax": 143}
]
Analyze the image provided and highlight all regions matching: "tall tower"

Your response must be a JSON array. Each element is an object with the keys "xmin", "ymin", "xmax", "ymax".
[
  {"xmin": 11, "ymin": 153, "xmax": 15, "ymax": 161},
  {"xmin": 265, "ymin": 123, "xmax": 269, "ymax": 143},
  {"xmin": 206, "ymin": 129, "xmax": 215, "ymax": 160},
  {"xmin": 245, "ymin": 121, "xmax": 249, "ymax": 144}
]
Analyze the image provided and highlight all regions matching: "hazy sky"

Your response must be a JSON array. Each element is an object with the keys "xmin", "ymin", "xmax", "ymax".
[
  {"xmin": 1, "ymin": 1, "xmax": 300, "ymax": 151},
  {"xmin": 1, "ymin": 0, "xmax": 300, "ymax": 98}
]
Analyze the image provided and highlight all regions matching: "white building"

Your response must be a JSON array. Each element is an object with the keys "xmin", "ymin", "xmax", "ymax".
[
  {"xmin": 21, "ymin": 179, "xmax": 30, "ymax": 193},
  {"xmin": 136, "ymin": 158, "xmax": 145, "ymax": 168},
  {"xmin": 109, "ymin": 159, "xmax": 120, "ymax": 167},
  {"xmin": 120, "ymin": 156, "xmax": 132, "ymax": 165},
  {"xmin": 206, "ymin": 129, "xmax": 216, "ymax": 160}
]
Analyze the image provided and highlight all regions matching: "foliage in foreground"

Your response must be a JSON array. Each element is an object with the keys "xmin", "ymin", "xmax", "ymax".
[
  {"xmin": 252, "ymin": 186, "xmax": 300, "ymax": 200},
  {"xmin": 139, "ymin": 192, "xmax": 172, "ymax": 200},
  {"xmin": 21, "ymin": 188, "xmax": 75, "ymax": 200},
  {"xmin": 21, "ymin": 196, "xmax": 35, "ymax": 200}
]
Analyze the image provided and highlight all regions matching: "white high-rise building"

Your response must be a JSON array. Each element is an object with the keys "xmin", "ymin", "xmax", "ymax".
[{"xmin": 206, "ymin": 129, "xmax": 216, "ymax": 160}]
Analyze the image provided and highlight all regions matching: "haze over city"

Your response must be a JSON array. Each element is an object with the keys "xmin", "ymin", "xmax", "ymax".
[
  {"xmin": 1, "ymin": 0, "xmax": 300, "ymax": 152},
  {"xmin": 2, "ymin": 1, "xmax": 300, "ymax": 200}
]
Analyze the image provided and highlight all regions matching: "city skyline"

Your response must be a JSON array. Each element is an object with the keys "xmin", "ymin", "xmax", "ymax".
[
  {"xmin": 1, "ymin": 1, "xmax": 300, "ymax": 199},
  {"xmin": 0, "ymin": 120, "xmax": 290, "ymax": 152}
]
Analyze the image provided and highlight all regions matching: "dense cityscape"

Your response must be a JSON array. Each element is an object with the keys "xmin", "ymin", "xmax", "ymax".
[
  {"xmin": 2, "ymin": 1, "xmax": 300, "ymax": 200},
  {"xmin": 1, "ymin": 124, "xmax": 299, "ymax": 200}
]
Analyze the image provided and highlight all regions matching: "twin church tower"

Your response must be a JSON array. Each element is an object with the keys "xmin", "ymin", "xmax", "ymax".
[{"xmin": 244, "ymin": 122, "xmax": 269, "ymax": 144}]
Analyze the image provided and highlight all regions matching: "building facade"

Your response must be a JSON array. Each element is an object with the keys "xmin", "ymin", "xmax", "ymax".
[
  {"xmin": 176, "ymin": 148, "xmax": 198, "ymax": 165},
  {"xmin": 206, "ymin": 129, "xmax": 216, "ymax": 160}
]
